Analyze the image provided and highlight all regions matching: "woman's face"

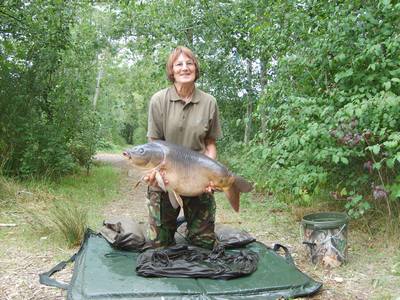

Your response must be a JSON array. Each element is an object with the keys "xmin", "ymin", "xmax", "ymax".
[{"xmin": 172, "ymin": 53, "xmax": 196, "ymax": 84}]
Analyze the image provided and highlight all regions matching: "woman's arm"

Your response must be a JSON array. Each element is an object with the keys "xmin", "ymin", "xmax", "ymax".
[
  {"xmin": 204, "ymin": 138, "xmax": 218, "ymax": 193},
  {"xmin": 204, "ymin": 138, "xmax": 217, "ymax": 160}
]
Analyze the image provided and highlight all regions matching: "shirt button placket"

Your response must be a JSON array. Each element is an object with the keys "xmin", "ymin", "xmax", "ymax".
[{"xmin": 179, "ymin": 103, "xmax": 185, "ymax": 132}]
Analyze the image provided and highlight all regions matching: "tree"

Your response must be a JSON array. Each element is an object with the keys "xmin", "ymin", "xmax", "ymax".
[{"xmin": 0, "ymin": 1, "xmax": 106, "ymax": 177}]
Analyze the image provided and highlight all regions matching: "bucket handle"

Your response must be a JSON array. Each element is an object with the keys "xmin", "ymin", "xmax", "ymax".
[{"xmin": 318, "ymin": 224, "xmax": 347, "ymax": 245}]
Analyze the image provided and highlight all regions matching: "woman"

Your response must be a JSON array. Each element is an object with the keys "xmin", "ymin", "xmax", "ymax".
[{"xmin": 145, "ymin": 46, "xmax": 222, "ymax": 249}]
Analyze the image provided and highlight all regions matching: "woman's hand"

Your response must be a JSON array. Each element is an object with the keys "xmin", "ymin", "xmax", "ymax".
[
  {"xmin": 205, "ymin": 181, "xmax": 216, "ymax": 193},
  {"xmin": 143, "ymin": 164, "xmax": 168, "ymax": 188},
  {"xmin": 143, "ymin": 170, "xmax": 159, "ymax": 187}
]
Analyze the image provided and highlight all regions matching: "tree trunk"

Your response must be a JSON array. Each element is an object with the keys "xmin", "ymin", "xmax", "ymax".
[
  {"xmin": 244, "ymin": 59, "xmax": 252, "ymax": 143},
  {"xmin": 93, "ymin": 65, "xmax": 103, "ymax": 109},
  {"xmin": 260, "ymin": 61, "xmax": 267, "ymax": 142},
  {"xmin": 186, "ymin": 27, "xmax": 193, "ymax": 47}
]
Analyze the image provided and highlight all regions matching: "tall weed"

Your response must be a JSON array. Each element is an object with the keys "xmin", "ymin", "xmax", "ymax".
[
  {"xmin": 0, "ymin": 176, "xmax": 16, "ymax": 208},
  {"xmin": 51, "ymin": 201, "xmax": 88, "ymax": 247},
  {"xmin": 1, "ymin": 165, "xmax": 119, "ymax": 248}
]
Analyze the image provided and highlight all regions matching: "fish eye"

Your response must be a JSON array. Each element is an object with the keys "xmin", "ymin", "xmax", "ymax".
[{"xmin": 139, "ymin": 148, "xmax": 144, "ymax": 154}]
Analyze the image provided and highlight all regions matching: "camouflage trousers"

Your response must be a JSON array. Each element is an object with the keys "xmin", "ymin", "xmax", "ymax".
[{"xmin": 146, "ymin": 188, "xmax": 216, "ymax": 249}]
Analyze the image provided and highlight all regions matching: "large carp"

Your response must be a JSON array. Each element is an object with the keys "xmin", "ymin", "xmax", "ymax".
[{"xmin": 123, "ymin": 140, "xmax": 252, "ymax": 212}]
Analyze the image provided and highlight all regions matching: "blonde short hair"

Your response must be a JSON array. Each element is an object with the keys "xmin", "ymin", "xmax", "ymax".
[{"xmin": 166, "ymin": 46, "xmax": 200, "ymax": 83}]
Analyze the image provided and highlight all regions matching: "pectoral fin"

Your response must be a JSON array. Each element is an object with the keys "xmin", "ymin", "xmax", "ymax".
[
  {"xmin": 155, "ymin": 171, "xmax": 166, "ymax": 191},
  {"xmin": 133, "ymin": 175, "xmax": 146, "ymax": 189},
  {"xmin": 133, "ymin": 180, "xmax": 141, "ymax": 189},
  {"xmin": 168, "ymin": 190, "xmax": 183, "ymax": 209}
]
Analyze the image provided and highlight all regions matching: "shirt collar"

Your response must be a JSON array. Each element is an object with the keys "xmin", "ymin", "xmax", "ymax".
[{"xmin": 169, "ymin": 86, "xmax": 200, "ymax": 104}]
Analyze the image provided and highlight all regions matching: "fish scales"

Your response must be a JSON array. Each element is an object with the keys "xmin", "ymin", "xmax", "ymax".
[
  {"xmin": 161, "ymin": 141, "xmax": 228, "ymax": 194},
  {"xmin": 123, "ymin": 141, "xmax": 252, "ymax": 212}
]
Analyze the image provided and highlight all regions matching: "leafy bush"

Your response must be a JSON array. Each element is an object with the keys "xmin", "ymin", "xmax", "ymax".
[
  {"xmin": 0, "ymin": 2, "xmax": 102, "ymax": 179},
  {"xmin": 19, "ymin": 122, "xmax": 76, "ymax": 178},
  {"xmin": 221, "ymin": 1, "xmax": 400, "ymax": 220}
]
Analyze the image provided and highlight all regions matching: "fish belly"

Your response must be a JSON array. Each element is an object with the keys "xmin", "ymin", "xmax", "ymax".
[
  {"xmin": 166, "ymin": 167, "xmax": 214, "ymax": 196},
  {"xmin": 159, "ymin": 141, "xmax": 229, "ymax": 196}
]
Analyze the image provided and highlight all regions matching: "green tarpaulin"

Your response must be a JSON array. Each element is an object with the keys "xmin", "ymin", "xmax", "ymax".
[{"xmin": 41, "ymin": 230, "xmax": 322, "ymax": 299}]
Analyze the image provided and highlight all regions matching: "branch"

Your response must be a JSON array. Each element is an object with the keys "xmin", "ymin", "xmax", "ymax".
[
  {"xmin": 0, "ymin": 9, "xmax": 25, "ymax": 25},
  {"xmin": 0, "ymin": 223, "xmax": 17, "ymax": 227}
]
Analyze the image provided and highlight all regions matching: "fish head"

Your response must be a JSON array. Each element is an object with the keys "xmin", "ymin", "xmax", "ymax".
[{"xmin": 123, "ymin": 143, "xmax": 164, "ymax": 169}]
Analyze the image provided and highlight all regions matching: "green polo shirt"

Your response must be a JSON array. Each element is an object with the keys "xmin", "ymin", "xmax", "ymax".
[{"xmin": 147, "ymin": 86, "xmax": 222, "ymax": 152}]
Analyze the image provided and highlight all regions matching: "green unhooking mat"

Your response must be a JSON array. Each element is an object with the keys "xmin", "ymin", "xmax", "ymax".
[{"xmin": 40, "ymin": 230, "xmax": 322, "ymax": 300}]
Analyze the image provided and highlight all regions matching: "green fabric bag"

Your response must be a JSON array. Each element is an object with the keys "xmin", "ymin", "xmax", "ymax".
[{"xmin": 40, "ymin": 229, "xmax": 322, "ymax": 299}]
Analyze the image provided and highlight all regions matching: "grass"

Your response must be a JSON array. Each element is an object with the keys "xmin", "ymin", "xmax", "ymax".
[
  {"xmin": 0, "ymin": 165, "xmax": 120, "ymax": 249},
  {"xmin": 0, "ymin": 175, "xmax": 23, "ymax": 209}
]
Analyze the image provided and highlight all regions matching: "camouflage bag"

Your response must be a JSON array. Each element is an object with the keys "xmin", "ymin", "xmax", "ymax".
[{"xmin": 100, "ymin": 216, "xmax": 147, "ymax": 251}]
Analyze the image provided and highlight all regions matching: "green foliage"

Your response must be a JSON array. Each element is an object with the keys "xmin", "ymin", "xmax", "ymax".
[
  {"xmin": 344, "ymin": 194, "xmax": 372, "ymax": 219},
  {"xmin": 389, "ymin": 176, "xmax": 400, "ymax": 200},
  {"xmin": 95, "ymin": 54, "xmax": 167, "ymax": 146},
  {"xmin": 217, "ymin": 1, "xmax": 400, "ymax": 220},
  {"xmin": 0, "ymin": 2, "xmax": 105, "ymax": 178},
  {"xmin": 19, "ymin": 122, "xmax": 76, "ymax": 178}
]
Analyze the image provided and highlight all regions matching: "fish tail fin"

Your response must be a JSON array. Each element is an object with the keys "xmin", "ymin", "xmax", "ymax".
[
  {"xmin": 233, "ymin": 175, "xmax": 253, "ymax": 193},
  {"xmin": 224, "ymin": 185, "xmax": 240, "ymax": 212},
  {"xmin": 223, "ymin": 175, "xmax": 252, "ymax": 213}
]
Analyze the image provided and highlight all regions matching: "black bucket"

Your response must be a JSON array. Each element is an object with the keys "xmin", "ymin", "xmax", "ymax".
[{"xmin": 301, "ymin": 212, "xmax": 349, "ymax": 268}]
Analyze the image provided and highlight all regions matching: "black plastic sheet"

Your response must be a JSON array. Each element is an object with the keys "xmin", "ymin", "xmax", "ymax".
[{"xmin": 136, "ymin": 244, "xmax": 259, "ymax": 279}]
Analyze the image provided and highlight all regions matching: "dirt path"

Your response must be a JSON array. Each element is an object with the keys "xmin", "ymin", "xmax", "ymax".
[{"xmin": 96, "ymin": 153, "xmax": 148, "ymax": 223}]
